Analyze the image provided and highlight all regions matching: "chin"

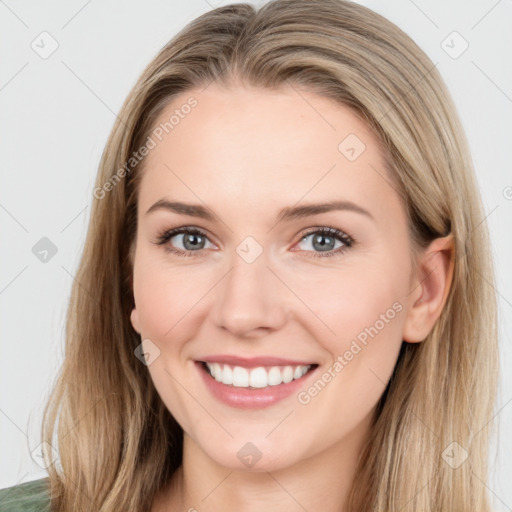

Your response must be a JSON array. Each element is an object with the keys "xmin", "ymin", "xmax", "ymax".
[{"xmin": 191, "ymin": 432, "xmax": 305, "ymax": 473}]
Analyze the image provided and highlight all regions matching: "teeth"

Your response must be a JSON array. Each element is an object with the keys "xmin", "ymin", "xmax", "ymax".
[
  {"xmin": 213, "ymin": 363, "xmax": 222, "ymax": 382},
  {"xmin": 232, "ymin": 366, "xmax": 249, "ymax": 387},
  {"xmin": 222, "ymin": 365, "xmax": 233, "ymax": 385},
  {"xmin": 249, "ymin": 367, "xmax": 267, "ymax": 388},
  {"xmin": 205, "ymin": 362, "xmax": 312, "ymax": 388},
  {"xmin": 268, "ymin": 367, "xmax": 282, "ymax": 386},
  {"xmin": 282, "ymin": 366, "xmax": 293, "ymax": 383}
]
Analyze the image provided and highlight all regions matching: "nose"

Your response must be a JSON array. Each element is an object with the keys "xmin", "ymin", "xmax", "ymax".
[{"xmin": 211, "ymin": 250, "xmax": 289, "ymax": 339}]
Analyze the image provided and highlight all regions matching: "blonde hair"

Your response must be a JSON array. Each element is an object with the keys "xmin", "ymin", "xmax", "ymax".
[{"xmin": 42, "ymin": 1, "xmax": 499, "ymax": 510}]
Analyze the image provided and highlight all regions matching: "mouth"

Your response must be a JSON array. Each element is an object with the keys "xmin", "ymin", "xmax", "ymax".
[
  {"xmin": 195, "ymin": 357, "xmax": 318, "ymax": 409},
  {"xmin": 201, "ymin": 361, "xmax": 316, "ymax": 389}
]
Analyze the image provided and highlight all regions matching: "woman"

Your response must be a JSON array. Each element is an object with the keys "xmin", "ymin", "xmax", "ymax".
[{"xmin": 0, "ymin": 0, "xmax": 498, "ymax": 510}]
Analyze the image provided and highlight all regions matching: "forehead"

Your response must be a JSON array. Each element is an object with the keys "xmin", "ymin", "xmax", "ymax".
[{"xmin": 137, "ymin": 84, "xmax": 400, "ymax": 222}]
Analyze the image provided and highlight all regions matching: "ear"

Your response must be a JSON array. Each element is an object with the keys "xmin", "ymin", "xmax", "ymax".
[
  {"xmin": 402, "ymin": 234, "xmax": 454, "ymax": 343},
  {"xmin": 130, "ymin": 307, "xmax": 141, "ymax": 335}
]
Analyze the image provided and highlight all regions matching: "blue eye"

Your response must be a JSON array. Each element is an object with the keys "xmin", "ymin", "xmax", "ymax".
[
  {"xmin": 154, "ymin": 226, "xmax": 354, "ymax": 258},
  {"xmin": 295, "ymin": 227, "xmax": 353, "ymax": 258},
  {"xmin": 155, "ymin": 227, "xmax": 213, "ymax": 257}
]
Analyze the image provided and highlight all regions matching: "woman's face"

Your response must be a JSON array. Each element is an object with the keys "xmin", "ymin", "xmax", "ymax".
[{"xmin": 130, "ymin": 83, "xmax": 416, "ymax": 472}]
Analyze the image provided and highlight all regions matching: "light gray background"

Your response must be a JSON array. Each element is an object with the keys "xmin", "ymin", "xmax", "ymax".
[{"xmin": 1, "ymin": 0, "xmax": 511, "ymax": 508}]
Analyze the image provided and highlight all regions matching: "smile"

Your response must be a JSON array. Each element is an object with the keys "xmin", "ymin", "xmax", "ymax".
[
  {"xmin": 204, "ymin": 362, "xmax": 312, "ymax": 388},
  {"xmin": 196, "ymin": 357, "xmax": 318, "ymax": 409}
]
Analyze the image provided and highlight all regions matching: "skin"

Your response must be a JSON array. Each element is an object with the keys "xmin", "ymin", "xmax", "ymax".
[{"xmin": 129, "ymin": 82, "xmax": 454, "ymax": 512}]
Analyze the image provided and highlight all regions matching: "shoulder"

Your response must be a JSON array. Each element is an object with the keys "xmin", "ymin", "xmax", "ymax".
[{"xmin": 0, "ymin": 478, "xmax": 51, "ymax": 512}]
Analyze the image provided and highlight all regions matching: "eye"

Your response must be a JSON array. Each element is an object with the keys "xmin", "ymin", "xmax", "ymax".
[
  {"xmin": 294, "ymin": 227, "xmax": 354, "ymax": 258},
  {"xmin": 154, "ymin": 227, "xmax": 215, "ymax": 257},
  {"xmin": 153, "ymin": 226, "xmax": 354, "ymax": 259}
]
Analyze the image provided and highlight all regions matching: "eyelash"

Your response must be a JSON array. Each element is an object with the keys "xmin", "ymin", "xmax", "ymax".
[{"xmin": 153, "ymin": 226, "xmax": 355, "ymax": 259}]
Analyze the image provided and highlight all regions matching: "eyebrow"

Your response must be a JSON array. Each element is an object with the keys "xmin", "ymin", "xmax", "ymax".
[{"xmin": 145, "ymin": 199, "xmax": 374, "ymax": 222}]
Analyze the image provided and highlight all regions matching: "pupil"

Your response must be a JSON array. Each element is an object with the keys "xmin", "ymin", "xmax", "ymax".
[
  {"xmin": 184, "ymin": 233, "xmax": 203, "ymax": 250},
  {"xmin": 313, "ymin": 234, "xmax": 334, "ymax": 252}
]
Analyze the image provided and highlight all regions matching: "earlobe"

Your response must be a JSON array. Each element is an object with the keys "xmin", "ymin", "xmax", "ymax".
[
  {"xmin": 402, "ymin": 234, "xmax": 455, "ymax": 343},
  {"xmin": 130, "ymin": 308, "xmax": 141, "ymax": 334}
]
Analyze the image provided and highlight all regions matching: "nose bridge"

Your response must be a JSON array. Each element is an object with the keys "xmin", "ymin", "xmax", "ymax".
[{"xmin": 212, "ymin": 244, "xmax": 287, "ymax": 337}]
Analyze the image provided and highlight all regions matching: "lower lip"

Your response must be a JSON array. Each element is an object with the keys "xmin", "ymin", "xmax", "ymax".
[{"xmin": 196, "ymin": 362, "xmax": 316, "ymax": 409}]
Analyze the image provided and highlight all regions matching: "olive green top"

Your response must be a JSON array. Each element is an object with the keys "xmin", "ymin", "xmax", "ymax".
[{"xmin": 0, "ymin": 478, "xmax": 51, "ymax": 511}]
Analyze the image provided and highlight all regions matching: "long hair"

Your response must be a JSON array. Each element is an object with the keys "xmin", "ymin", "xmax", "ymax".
[{"xmin": 42, "ymin": 1, "xmax": 499, "ymax": 510}]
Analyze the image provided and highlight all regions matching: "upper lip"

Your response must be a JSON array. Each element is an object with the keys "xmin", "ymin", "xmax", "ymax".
[{"xmin": 198, "ymin": 355, "xmax": 317, "ymax": 368}]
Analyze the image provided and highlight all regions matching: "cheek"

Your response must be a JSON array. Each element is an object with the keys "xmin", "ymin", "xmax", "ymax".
[
  {"xmin": 286, "ymin": 269, "xmax": 406, "ymax": 451},
  {"xmin": 132, "ymin": 253, "xmax": 213, "ymax": 341},
  {"xmin": 132, "ymin": 255, "xmax": 214, "ymax": 433},
  {"xmin": 297, "ymin": 261, "xmax": 407, "ymax": 398},
  {"xmin": 292, "ymin": 260, "xmax": 407, "ymax": 348}
]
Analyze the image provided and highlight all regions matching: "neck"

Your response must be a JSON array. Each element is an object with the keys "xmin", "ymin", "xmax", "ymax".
[{"xmin": 155, "ymin": 412, "xmax": 373, "ymax": 512}]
